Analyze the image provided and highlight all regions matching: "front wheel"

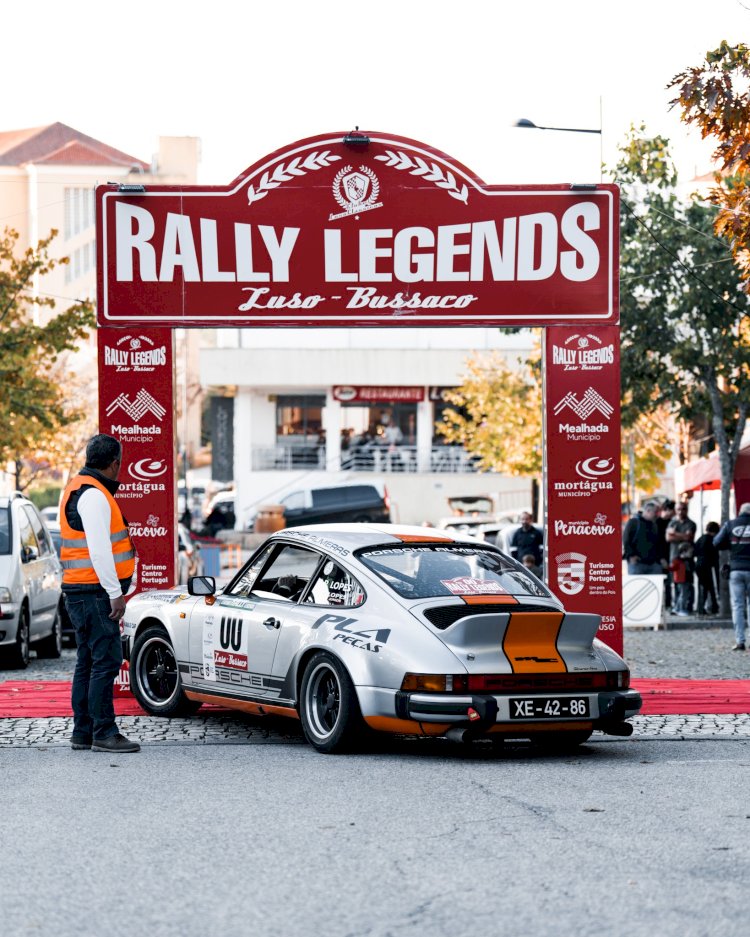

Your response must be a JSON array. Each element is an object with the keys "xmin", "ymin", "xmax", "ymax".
[
  {"xmin": 130, "ymin": 626, "xmax": 202, "ymax": 716},
  {"xmin": 299, "ymin": 652, "xmax": 364, "ymax": 753}
]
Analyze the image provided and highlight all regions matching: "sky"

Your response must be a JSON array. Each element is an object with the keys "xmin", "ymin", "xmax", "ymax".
[{"xmin": 2, "ymin": 0, "xmax": 749, "ymax": 187}]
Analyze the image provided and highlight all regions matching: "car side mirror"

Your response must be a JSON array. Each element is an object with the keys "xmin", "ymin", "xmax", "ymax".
[
  {"xmin": 22, "ymin": 545, "xmax": 39, "ymax": 563},
  {"xmin": 188, "ymin": 575, "xmax": 216, "ymax": 596}
]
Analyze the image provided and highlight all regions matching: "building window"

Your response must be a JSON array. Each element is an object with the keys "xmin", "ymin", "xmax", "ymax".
[
  {"xmin": 64, "ymin": 187, "xmax": 95, "ymax": 240},
  {"xmin": 276, "ymin": 395, "xmax": 325, "ymax": 446},
  {"xmin": 341, "ymin": 402, "xmax": 417, "ymax": 448},
  {"xmin": 64, "ymin": 240, "xmax": 96, "ymax": 284}
]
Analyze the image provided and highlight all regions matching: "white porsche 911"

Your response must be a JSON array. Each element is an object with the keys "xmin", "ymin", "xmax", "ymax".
[{"xmin": 123, "ymin": 524, "xmax": 641, "ymax": 753}]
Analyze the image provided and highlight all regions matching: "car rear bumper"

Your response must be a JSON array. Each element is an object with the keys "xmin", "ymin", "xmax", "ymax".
[{"xmin": 357, "ymin": 686, "xmax": 641, "ymax": 736}]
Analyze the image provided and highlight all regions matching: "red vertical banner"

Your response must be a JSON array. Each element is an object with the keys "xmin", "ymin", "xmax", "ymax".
[
  {"xmin": 97, "ymin": 327, "xmax": 177, "ymax": 597},
  {"xmin": 544, "ymin": 326, "xmax": 622, "ymax": 656}
]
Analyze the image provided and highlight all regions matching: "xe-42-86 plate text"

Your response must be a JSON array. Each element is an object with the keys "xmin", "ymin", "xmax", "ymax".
[{"xmin": 509, "ymin": 697, "xmax": 590, "ymax": 719}]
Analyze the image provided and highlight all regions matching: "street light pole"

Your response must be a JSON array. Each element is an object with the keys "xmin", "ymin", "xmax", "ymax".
[{"xmin": 514, "ymin": 100, "xmax": 603, "ymax": 181}]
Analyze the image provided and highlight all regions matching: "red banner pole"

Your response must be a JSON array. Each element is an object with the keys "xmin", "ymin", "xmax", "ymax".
[
  {"xmin": 97, "ymin": 327, "xmax": 178, "ymax": 598},
  {"xmin": 543, "ymin": 326, "xmax": 623, "ymax": 656}
]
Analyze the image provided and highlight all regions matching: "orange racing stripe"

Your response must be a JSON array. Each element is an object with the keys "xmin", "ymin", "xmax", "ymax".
[{"xmin": 502, "ymin": 611, "xmax": 566, "ymax": 673}]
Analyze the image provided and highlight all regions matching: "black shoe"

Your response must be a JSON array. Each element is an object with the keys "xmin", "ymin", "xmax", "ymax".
[
  {"xmin": 732, "ymin": 643, "xmax": 746, "ymax": 651},
  {"xmin": 71, "ymin": 736, "xmax": 92, "ymax": 751},
  {"xmin": 91, "ymin": 733, "xmax": 141, "ymax": 753}
]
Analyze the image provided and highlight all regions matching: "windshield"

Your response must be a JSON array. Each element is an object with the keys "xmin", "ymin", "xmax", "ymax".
[{"xmin": 357, "ymin": 545, "xmax": 551, "ymax": 600}]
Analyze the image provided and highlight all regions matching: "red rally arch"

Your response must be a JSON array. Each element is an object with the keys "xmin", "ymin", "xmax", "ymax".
[{"xmin": 96, "ymin": 130, "xmax": 623, "ymax": 654}]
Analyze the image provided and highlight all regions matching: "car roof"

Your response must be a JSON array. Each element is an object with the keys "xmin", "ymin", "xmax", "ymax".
[{"xmin": 274, "ymin": 523, "xmax": 479, "ymax": 552}]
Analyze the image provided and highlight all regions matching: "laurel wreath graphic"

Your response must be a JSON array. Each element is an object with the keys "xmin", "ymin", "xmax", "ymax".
[
  {"xmin": 247, "ymin": 151, "xmax": 341, "ymax": 205},
  {"xmin": 332, "ymin": 165, "xmax": 381, "ymax": 210},
  {"xmin": 374, "ymin": 150, "xmax": 469, "ymax": 204}
]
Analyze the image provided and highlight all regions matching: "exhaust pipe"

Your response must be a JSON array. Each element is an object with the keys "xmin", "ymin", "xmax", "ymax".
[
  {"xmin": 601, "ymin": 721, "xmax": 633, "ymax": 737},
  {"xmin": 445, "ymin": 726, "xmax": 471, "ymax": 744}
]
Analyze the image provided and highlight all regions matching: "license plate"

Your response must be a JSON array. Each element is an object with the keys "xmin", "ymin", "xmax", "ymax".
[{"xmin": 509, "ymin": 696, "xmax": 590, "ymax": 719}]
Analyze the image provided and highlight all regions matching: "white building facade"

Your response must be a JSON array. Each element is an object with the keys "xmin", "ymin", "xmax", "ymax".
[{"xmin": 200, "ymin": 327, "xmax": 537, "ymax": 527}]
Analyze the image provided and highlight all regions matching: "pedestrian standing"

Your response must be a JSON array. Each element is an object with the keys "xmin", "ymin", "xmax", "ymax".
[
  {"xmin": 656, "ymin": 500, "xmax": 675, "ymax": 611},
  {"xmin": 694, "ymin": 521, "xmax": 720, "ymax": 616},
  {"xmin": 60, "ymin": 434, "xmax": 140, "ymax": 752},
  {"xmin": 713, "ymin": 503, "xmax": 750, "ymax": 650},
  {"xmin": 510, "ymin": 512, "xmax": 544, "ymax": 568},
  {"xmin": 667, "ymin": 501, "xmax": 697, "ymax": 614},
  {"xmin": 622, "ymin": 501, "xmax": 663, "ymax": 574}
]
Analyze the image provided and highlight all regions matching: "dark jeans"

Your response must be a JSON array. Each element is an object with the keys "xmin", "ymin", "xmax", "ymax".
[
  {"xmin": 697, "ymin": 568, "xmax": 718, "ymax": 615},
  {"xmin": 65, "ymin": 591, "xmax": 122, "ymax": 741}
]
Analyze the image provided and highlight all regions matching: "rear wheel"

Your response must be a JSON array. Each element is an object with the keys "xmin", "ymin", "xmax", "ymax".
[
  {"xmin": 300, "ymin": 652, "xmax": 364, "ymax": 753},
  {"xmin": 130, "ymin": 625, "xmax": 202, "ymax": 716},
  {"xmin": 35, "ymin": 606, "xmax": 63, "ymax": 659}
]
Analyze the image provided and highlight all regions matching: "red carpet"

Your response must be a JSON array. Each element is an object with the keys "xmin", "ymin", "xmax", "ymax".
[
  {"xmin": 632, "ymin": 678, "xmax": 750, "ymax": 715},
  {"xmin": 0, "ymin": 681, "xmax": 230, "ymax": 718},
  {"xmin": 0, "ymin": 678, "xmax": 748, "ymax": 718}
]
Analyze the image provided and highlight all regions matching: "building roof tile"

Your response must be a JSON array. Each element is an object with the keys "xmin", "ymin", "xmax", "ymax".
[{"xmin": 0, "ymin": 122, "xmax": 148, "ymax": 169}]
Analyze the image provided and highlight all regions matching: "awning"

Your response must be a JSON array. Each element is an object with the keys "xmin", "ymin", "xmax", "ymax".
[{"xmin": 676, "ymin": 445, "xmax": 750, "ymax": 494}]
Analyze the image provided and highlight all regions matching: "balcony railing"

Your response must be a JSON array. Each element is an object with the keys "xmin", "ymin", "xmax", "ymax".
[{"xmin": 250, "ymin": 445, "xmax": 480, "ymax": 473}]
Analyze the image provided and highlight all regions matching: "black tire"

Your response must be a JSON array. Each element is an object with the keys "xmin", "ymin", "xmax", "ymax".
[
  {"xmin": 35, "ymin": 605, "xmax": 63, "ymax": 659},
  {"xmin": 2, "ymin": 606, "xmax": 31, "ymax": 669},
  {"xmin": 299, "ymin": 651, "xmax": 364, "ymax": 753},
  {"xmin": 130, "ymin": 625, "xmax": 202, "ymax": 717},
  {"xmin": 532, "ymin": 729, "xmax": 592, "ymax": 751}
]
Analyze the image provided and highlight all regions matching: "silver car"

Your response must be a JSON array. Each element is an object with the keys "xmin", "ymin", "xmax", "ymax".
[
  {"xmin": 123, "ymin": 524, "xmax": 641, "ymax": 753},
  {"xmin": 0, "ymin": 493, "xmax": 64, "ymax": 667}
]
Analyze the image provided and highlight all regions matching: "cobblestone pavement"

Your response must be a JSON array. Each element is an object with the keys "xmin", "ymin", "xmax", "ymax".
[{"xmin": 1, "ymin": 630, "xmax": 749, "ymax": 747}]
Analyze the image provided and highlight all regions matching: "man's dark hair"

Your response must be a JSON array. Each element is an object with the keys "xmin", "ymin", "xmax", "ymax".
[
  {"xmin": 662, "ymin": 499, "xmax": 676, "ymax": 511},
  {"xmin": 85, "ymin": 434, "xmax": 122, "ymax": 470}
]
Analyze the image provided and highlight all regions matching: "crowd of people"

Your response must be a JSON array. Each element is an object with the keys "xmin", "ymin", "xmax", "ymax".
[{"xmin": 623, "ymin": 497, "xmax": 750, "ymax": 651}]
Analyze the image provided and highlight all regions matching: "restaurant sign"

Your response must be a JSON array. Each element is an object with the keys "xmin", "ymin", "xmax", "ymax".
[{"xmin": 97, "ymin": 130, "xmax": 618, "ymax": 329}]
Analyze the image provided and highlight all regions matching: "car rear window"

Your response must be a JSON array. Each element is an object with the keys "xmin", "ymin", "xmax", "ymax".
[{"xmin": 356, "ymin": 545, "xmax": 551, "ymax": 600}]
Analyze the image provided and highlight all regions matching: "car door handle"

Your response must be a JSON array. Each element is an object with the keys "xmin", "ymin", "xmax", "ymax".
[{"xmin": 263, "ymin": 617, "xmax": 281, "ymax": 629}]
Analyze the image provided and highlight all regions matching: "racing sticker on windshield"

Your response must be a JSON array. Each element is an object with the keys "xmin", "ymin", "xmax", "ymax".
[{"xmin": 441, "ymin": 577, "xmax": 509, "ymax": 595}]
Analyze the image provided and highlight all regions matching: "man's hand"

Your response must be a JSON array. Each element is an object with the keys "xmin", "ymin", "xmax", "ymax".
[{"xmin": 109, "ymin": 595, "xmax": 126, "ymax": 620}]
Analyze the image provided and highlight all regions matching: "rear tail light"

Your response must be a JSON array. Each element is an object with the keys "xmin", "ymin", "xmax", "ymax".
[
  {"xmin": 400, "ymin": 673, "xmax": 468, "ymax": 692},
  {"xmin": 606, "ymin": 670, "xmax": 630, "ymax": 689},
  {"xmin": 401, "ymin": 671, "xmax": 630, "ymax": 693}
]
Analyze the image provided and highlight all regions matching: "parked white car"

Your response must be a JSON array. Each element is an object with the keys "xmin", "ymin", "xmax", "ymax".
[{"xmin": 0, "ymin": 493, "xmax": 64, "ymax": 667}]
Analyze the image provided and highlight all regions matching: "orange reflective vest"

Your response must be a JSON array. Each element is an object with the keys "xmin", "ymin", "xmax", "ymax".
[{"xmin": 59, "ymin": 474, "xmax": 135, "ymax": 585}]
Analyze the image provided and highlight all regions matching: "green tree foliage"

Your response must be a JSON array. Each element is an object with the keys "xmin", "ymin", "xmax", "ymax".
[
  {"xmin": 670, "ymin": 42, "xmax": 750, "ymax": 283},
  {"xmin": 0, "ymin": 228, "xmax": 94, "ymax": 474},
  {"xmin": 436, "ymin": 342, "xmax": 542, "ymax": 477},
  {"xmin": 616, "ymin": 127, "xmax": 750, "ymax": 524}
]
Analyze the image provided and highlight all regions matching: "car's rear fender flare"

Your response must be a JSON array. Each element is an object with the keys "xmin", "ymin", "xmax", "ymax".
[{"xmin": 291, "ymin": 645, "xmax": 351, "ymax": 708}]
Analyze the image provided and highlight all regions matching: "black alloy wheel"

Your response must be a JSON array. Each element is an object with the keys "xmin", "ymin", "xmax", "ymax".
[
  {"xmin": 299, "ymin": 651, "xmax": 364, "ymax": 754},
  {"xmin": 130, "ymin": 626, "xmax": 201, "ymax": 717}
]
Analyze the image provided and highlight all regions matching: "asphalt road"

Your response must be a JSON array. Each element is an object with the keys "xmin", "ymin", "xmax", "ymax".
[{"xmin": 2, "ymin": 737, "xmax": 749, "ymax": 937}]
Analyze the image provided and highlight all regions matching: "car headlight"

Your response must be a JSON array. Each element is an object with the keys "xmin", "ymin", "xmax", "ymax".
[{"xmin": 0, "ymin": 587, "xmax": 13, "ymax": 604}]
